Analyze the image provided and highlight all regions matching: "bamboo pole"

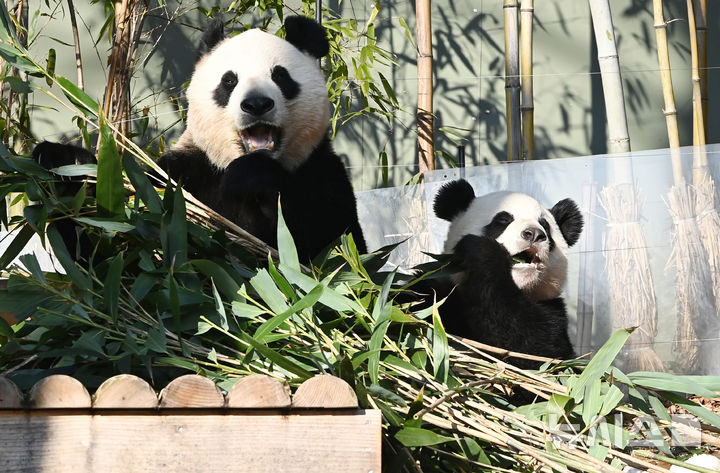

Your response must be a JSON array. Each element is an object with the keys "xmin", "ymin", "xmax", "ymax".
[
  {"xmin": 416, "ymin": 0, "xmax": 434, "ymax": 175},
  {"xmin": 694, "ymin": 0, "xmax": 708, "ymax": 133},
  {"xmin": 652, "ymin": 0, "xmax": 682, "ymax": 182},
  {"xmin": 504, "ymin": 0, "xmax": 521, "ymax": 161},
  {"xmin": 588, "ymin": 0, "xmax": 630, "ymax": 154},
  {"xmin": 519, "ymin": 0, "xmax": 534, "ymax": 160},
  {"xmin": 687, "ymin": 0, "xmax": 705, "ymax": 150},
  {"xmin": 67, "ymin": 0, "xmax": 84, "ymax": 91}
]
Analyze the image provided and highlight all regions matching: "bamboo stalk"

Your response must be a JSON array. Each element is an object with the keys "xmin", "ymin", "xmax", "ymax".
[
  {"xmin": 504, "ymin": 0, "xmax": 521, "ymax": 161},
  {"xmin": 694, "ymin": 0, "xmax": 708, "ymax": 133},
  {"xmin": 416, "ymin": 0, "xmax": 434, "ymax": 175},
  {"xmin": 686, "ymin": 0, "xmax": 705, "ymax": 149},
  {"xmin": 588, "ymin": 0, "xmax": 630, "ymax": 154},
  {"xmin": 67, "ymin": 0, "xmax": 84, "ymax": 90},
  {"xmin": 520, "ymin": 0, "xmax": 534, "ymax": 160},
  {"xmin": 652, "ymin": 0, "xmax": 682, "ymax": 182}
]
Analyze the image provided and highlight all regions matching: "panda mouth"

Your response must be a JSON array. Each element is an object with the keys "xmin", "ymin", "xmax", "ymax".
[
  {"xmin": 512, "ymin": 247, "xmax": 540, "ymax": 266},
  {"xmin": 239, "ymin": 124, "xmax": 281, "ymax": 152}
]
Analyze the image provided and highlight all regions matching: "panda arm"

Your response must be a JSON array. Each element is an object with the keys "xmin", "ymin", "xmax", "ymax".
[
  {"xmin": 281, "ymin": 146, "xmax": 367, "ymax": 258},
  {"xmin": 157, "ymin": 147, "xmax": 225, "ymax": 208},
  {"xmin": 447, "ymin": 234, "xmax": 575, "ymax": 361}
]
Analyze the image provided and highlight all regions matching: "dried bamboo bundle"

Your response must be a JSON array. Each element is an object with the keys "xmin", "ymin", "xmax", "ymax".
[
  {"xmin": 504, "ymin": 0, "xmax": 521, "ymax": 161},
  {"xmin": 666, "ymin": 183, "xmax": 716, "ymax": 374},
  {"xmin": 588, "ymin": 0, "xmax": 630, "ymax": 153},
  {"xmin": 519, "ymin": 0, "xmax": 534, "ymax": 160},
  {"xmin": 694, "ymin": 168, "xmax": 720, "ymax": 312},
  {"xmin": 599, "ymin": 184, "xmax": 663, "ymax": 372}
]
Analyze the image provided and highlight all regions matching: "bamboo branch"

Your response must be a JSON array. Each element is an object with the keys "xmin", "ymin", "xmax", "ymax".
[
  {"xmin": 588, "ymin": 0, "xmax": 630, "ymax": 154},
  {"xmin": 66, "ymin": 0, "xmax": 84, "ymax": 90},
  {"xmin": 504, "ymin": 0, "xmax": 521, "ymax": 161},
  {"xmin": 416, "ymin": 0, "xmax": 434, "ymax": 175},
  {"xmin": 519, "ymin": 0, "xmax": 534, "ymax": 160}
]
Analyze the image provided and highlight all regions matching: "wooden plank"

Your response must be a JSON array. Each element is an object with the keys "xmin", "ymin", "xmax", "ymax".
[
  {"xmin": 0, "ymin": 377, "xmax": 23, "ymax": 408},
  {"xmin": 93, "ymin": 375, "xmax": 158, "ymax": 408},
  {"xmin": 159, "ymin": 374, "xmax": 224, "ymax": 408},
  {"xmin": 292, "ymin": 375, "xmax": 357, "ymax": 408},
  {"xmin": 225, "ymin": 374, "xmax": 290, "ymax": 408},
  {"xmin": 0, "ymin": 410, "xmax": 382, "ymax": 473},
  {"xmin": 29, "ymin": 375, "xmax": 91, "ymax": 408}
]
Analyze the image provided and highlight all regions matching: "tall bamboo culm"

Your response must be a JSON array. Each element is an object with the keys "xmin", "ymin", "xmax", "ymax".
[
  {"xmin": 588, "ymin": 0, "xmax": 630, "ymax": 154},
  {"xmin": 519, "ymin": 0, "xmax": 534, "ymax": 160},
  {"xmin": 416, "ymin": 0, "xmax": 434, "ymax": 174},
  {"xmin": 504, "ymin": 0, "xmax": 521, "ymax": 161},
  {"xmin": 688, "ymin": 0, "xmax": 720, "ymax": 371}
]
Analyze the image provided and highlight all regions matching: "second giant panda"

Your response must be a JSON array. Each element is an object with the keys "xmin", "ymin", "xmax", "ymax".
[
  {"xmin": 158, "ymin": 16, "xmax": 366, "ymax": 261},
  {"xmin": 413, "ymin": 179, "xmax": 584, "ymax": 368}
]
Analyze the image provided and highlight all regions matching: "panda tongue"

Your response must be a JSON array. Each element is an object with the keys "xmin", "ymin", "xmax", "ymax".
[{"xmin": 242, "ymin": 125, "xmax": 275, "ymax": 152}]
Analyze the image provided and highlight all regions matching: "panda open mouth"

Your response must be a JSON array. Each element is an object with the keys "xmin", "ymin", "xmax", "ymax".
[
  {"xmin": 512, "ymin": 247, "xmax": 540, "ymax": 266},
  {"xmin": 239, "ymin": 124, "xmax": 281, "ymax": 152}
]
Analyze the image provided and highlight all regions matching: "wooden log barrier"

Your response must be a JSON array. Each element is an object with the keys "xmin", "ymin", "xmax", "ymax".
[{"xmin": 0, "ymin": 374, "xmax": 381, "ymax": 473}]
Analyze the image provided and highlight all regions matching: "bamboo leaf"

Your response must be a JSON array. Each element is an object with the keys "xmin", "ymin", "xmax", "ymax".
[
  {"xmin": 161, "ymin": 185, "xmax": 187, "ymax": 268},
  {"xmin": 211, "ymin": 279, "xmax": 228, "ymax": 331},
  {"xmin": 570, "ymin": 328, "xmax": 632, "ymax": 400},
  {"xmin": 250, "ymin": 268, "xmax": 289, "ymax": 315},
  {"xmin": 96, "ymin": 119, "xmax": 125, "ymax": 218},
  {"xmin": 55, "ymin": 76, "xmax": 99, "ymax": 117},
  {"xmin": 74, "ymin": 217, "xmax": 135, "ymax": 233},
  {"xmin": 0, "ymin": 225, "xmax": 34, "ymax": 270},
  {"xmin": 254, "ymin": 284, "xmax": 323, "ymax": 343},
  {"xmin": 396, "ymin": 427, "xmax": 453, "ymax": 447},
  {"xmin": 660, "ymin": 391, "xmax": 720, "ymax": 429},
  {"xmin": 190, "ymin": 259, "xmax": 241, "ymax": 300},
  {"xmin": 46, "ymin": 225, "xmax": 89, "ymax": 291},
  {"xmin": 122, "ymin": 153, "xmax": 162, "ymax": 213},
  {"xmin": 51, "ymin": 164, "xmax": 97, "ymax": 177},
  {"xmin": 432, "ymin": 302, "xmax": 449, "ymax": 383},
  {"xmin": 276, "ymin": 200, "xmax": 299, "ymax": 272},
  {"xmin": 629, "ymin": 372, "xmax": 719, "ymax": 398}
]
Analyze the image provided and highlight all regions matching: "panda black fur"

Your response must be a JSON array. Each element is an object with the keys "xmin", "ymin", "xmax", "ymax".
[
  {"xmin": 417, "ymin": 179, "xmax": 583, "ymax": 368},
  {"xmin": 32, "ymin": 16, "xmax": 366, "ymax": 263}
]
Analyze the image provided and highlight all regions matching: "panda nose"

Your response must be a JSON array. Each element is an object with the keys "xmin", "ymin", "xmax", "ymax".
[
  {"xmin": 522, "ymin": 227, "xmax": 546, "ymax": 243},
  {"xmin": 241, "ymin": 96, "xmax": 275, "ymax": 116}
]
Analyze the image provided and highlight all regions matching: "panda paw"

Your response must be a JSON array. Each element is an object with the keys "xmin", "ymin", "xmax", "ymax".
[
  {"xmin": 453, "ymin": 234, "xmax": 512, "ymax": 272},
  {"xmin": 221, "ymin": 150, "xmax": 289, "ymax": 201}
]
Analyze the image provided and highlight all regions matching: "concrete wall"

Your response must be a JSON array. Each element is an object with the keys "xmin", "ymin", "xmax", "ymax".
[{"xmin": 26, "ymin": 1, "xmax": 720, "ymax": 190}]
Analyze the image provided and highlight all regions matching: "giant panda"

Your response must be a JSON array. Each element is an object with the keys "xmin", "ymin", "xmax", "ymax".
[
  {"xmin": 32, "ymin": 16, "xmax": 366, "ymax": 263},
  {"xmin": 413, "ymin": 179, "xmax": 583, "ymax": 369}
]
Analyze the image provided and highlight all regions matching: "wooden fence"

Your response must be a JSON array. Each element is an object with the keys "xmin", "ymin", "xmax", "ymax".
[{"xmin": 0, "ymin": 373, "xmax": 381, "ymax": 473}]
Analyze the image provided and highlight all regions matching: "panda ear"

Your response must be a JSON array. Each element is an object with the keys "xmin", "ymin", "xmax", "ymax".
[
  {"xmin": 198, "ymin": 18, "xmax": 225, "ymax": 59},
  {"xmin": 550, "ymin": 198, "xmax": 584, "ymax": 247},
  {"xmin": 284, "ymin": 15, "xmax": 330, "ymax": 59},
  {"xmin": 434, "ymin": 179, "xmax": 476, "ymax": 221}
]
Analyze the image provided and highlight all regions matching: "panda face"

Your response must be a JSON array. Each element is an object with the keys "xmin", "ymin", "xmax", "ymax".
[
  {"xmin": 184, "ymin": 28, "xmax": 329, "ymax": 171},
  {"xmin": 439, "ymin": 188, "xmax": 582, "ymax": 301}
]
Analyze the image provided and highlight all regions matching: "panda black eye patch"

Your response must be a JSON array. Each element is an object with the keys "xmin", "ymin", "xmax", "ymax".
[
  {"xmin": 271, "ymin": 65, "xmax": 300, "ymax": 100},
  {"xmin": 482, "ymin": 211, "xmax": 514, "ymax": 239},
  {"xmin": 538, "ymin": 217, "xmax": 556, "ymax": 250},
  {"xmin": 213, "ymin": 71, "xmax": 238, "ymax": 107}
]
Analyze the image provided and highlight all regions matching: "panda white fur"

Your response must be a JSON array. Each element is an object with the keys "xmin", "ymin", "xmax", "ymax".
[
  {"xmin": 157, "ymin": 16, "xmax": 366, "ymax": 260},
  {"xmin": 415, "ymin": 179, "xmax": 583, "ymax": 368}
]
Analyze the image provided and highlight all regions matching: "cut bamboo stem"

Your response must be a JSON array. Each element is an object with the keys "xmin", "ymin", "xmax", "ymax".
[
  {"xmin": 416, "ymin": 0, "xmax": 434, "ymax": 174},
  {"xmin": 520, "ymin": 0, "xmax": 534, "ymax": 160},
  {"xmin": 588, "ymin": 0, "xmax": 630, "ymax": 154},
  {"xmin": 504, "ymin": 0, "xmax": 521, "ymax": 161},
  {"xmin": 694, "ymin": 0, "xmax": 708, "ymax": 134},
  {"xmin": 687, "ymin": 0, "xmax": 705, "ymax": 149},
  {"xmin": 653, "ymin": 0, "xmax": 683, "ymax": 182}
]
